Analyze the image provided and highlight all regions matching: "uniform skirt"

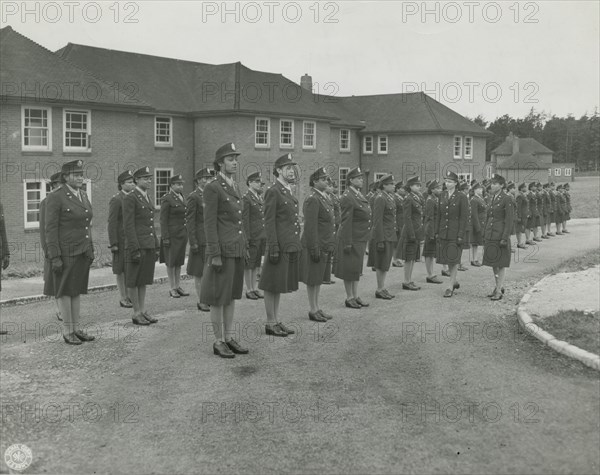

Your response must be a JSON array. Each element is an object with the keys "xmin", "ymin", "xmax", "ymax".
[
  {"xmin": 43, "ymin": 258, "xmax": 54, "ymax": 296},
  {"xmin": 186, "ymin": 244, "xmax": 206, "ymax": 278},
  {"xmin": 259, "ymin": 251, "xmax": 300, "ymax": 293},
  {"xmin": 482, "ymin": 240, "xmax": 511, "ymax": 268},
  {"xmin": 546, "ymin": 213, "xmax": 553, "ymax": 226},
  {"xmin": 300, "ymin": 249, "xmax": 331, "ymax": 286},
  {"xmin": 436, "ymin": 239, "xmax": 463, "ymax": 265},
  {"xmin": 534, "ymin": 215, "xmax": 542, "ymax": 227},
  {"xmin": 527, "ymin": 216, "xmax": 536, "ymax": 229},
  {"xmin": 161, "ymin": 235, "xmax": 187, "ymax": 267},
  {"xmin": 334, "ymin": 241, "xmax": 367, "ymax": 282},
  {"xmin": 399, "ymin": 236, "xmax": 420, "ymax": 262},
  {"xmin": 111, "ymin": 248, "xmax": 126, "ymax": 275},
  {"xmin": 515, "ymin": 221, "xmax": 526, "ymax": 234},
  {"xmin": 126, "ymin": 249, "xmax": 156, "ymax": 287},
  {"xmin": 554, "ymin": 212, "xmax": 563, "ymax": 224},
  {"xmin": 245, "ymin": 239, "xmax": 265, "ymax": 270},
  {"xmin": 200, "ymin": 256, "xmax": 244, "ymax": 306},
  {"xmin": 50, "ymin": 253, "xmax": 91, "ymax": 298},
  {"xmin": 471, "ymin": 230, "xmax": 484, "ymax": 246},
  {"xmin": 462, "ymin": 231, "xmax": 471, "ymax": 250},
  {"xmin": 422, "ymin": 237, "xmax": 437, "ymax": 258},
  {"xmin": 368, "ymin": 241, "xmax": 397, "ymax": 270}
]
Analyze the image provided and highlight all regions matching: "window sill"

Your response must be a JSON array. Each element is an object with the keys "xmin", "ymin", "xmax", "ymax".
[
  {"xmin": 302, "ymin": 148, "xmax": 317, "ymax": 152},
  {"xmin": 154, "ymin": 144, "xmax": 173, "ymax": 149},
  {"xmin": 339, "ymin": 150, "xmax": 351, "ymax": 154},
  {"xmin": 21, "ymin": 151, "xmax": 53, "ymax": 156},
  {"xmin": 24, "ymin": 227, "xmax": 40, "ymax": 233},
  {"xmin": 254, "ymin": 147, "xmax": 271, "ymax": 151},
  {"xmin": 63, "ymin": 150, "xmax": 92, "ymax": 156}
]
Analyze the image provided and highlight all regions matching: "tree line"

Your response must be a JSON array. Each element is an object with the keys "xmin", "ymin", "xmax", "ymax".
[{"xmin": 469, "ymin": 108, "xmax": 600, "ymax": 171}]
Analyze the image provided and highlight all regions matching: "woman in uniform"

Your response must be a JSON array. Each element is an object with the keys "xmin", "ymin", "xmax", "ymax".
[
  {"xmin": 506, "ymin": 181, "xmax": 518, "ymax": 251},
  {"xmin": 186, "ymin": 168, "xmax": 213, "ymax": 312},
  {"xmin": 160, "ymin": 174, "xmax": 189, "ymax": 298},
  {"xmin": 334, "ymin": 167, "xmax": 372, "ymax": 309},
  {"xmin": 322, "ymin": 177, "xmax": 339, "ymax": 285},
  {"xmin": 469, "ymin": 181, "xmax": 486, "ymax": 266},
  {"xmin": 515, "ymin": 183, "xmax": 529, "ymax": 249},
  {"xmin": 423, "ymin": 180, "xmax": 442, "ymax": 284},
  {"xmin": 555, "ymin": 184, "xmax": 566, "ymax": 234},
  {"xmin": 242, "ymin": 172, "xmax": 266, "ymax": 300},
  {"xmin": 259, "ymin": 154, "xmax": 301, "ymax": 337},
  {"xmin": 300, "ymin": 167, "xmax": 335, "ymax": 322},
  {"xmin": 547, "ymin": 182, "xmax": 557, "ymax": 236},
  {"xmin": 563, "ymin": 183, "xmax": 572, "ymax": 233},
  {"xmin": 0, "ymin": 201, "xmax": 9, "ymax": 294},
  {"xmin": 201, "ymin": 143, "xmax": 248, "ymax": 358},
  {"xmin": 368, "ymin": 174, "xmax": 399, "ymax": 298},
  {"xmin": 457, "ymin": 181, "xmax": 471, "ymax": 271},
  {"xmin": 45, "ymin": 160, "xmax": 95, "ymax": 345},
  {"xmin": 399, "ymin": 175, "xmax": 423, "ymax": 292},
  {"xmin": 482, "ymin": 174, "xmax": 514, "ymax": 300},
  {"xmin": 123, "ymin": 166, "xmax": 160, "ymax": 326},
  {"xmin": 108, "ymin": 170, "xmax": 135, "ymax": 308},
  {"xmin": 526, "ymin": 183, "xmax": 537, "ymax": 244},
  {"xmin": 436, "ymin": 171, "xmax": 469, "ymax": 298},
  {"xmin": 392, "ymin": 181, "xmax": 405, "ymax": 268}
]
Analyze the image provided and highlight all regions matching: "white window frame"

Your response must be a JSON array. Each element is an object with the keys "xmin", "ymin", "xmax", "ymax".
[
  {"xmin": 548, "ymin": 168, "xmax": 552, "ymax": 176},
  {"xmin": 279, "ymin": 119, "xmax": 294, "ymax": 148},
  {"xmin": 458, "ymin": 173, "xmax": 472, "ymax": 183},
  {"xmin": 454, "ymin": 136, "xmax": 463, "ymax": 159},
  {"xmin": 554, "ymin": 168, "xmax": 561, "ymax": 176},
  {"xmin": 22, "ymin": 106, "xmax": 52, "ymax": 151},
  {"xmin": 339, "ymin": 167, "xmax": 350, "ymax": 194},
  {"xmin": 378, "ymin": 135, "xmax": 388, "ymax": 154},
  {"xmin": 255, "ymin": 117, "xmax": 270, "ymax": 148},
  {"xmin": 155, "ymin": 116, "xmax": 173, "ymax": 147},
  {"xmin": 464, "ymin": 136, "xmax": 473, "ymax": 159},
  {"xmin": 303, "ymin": 121, "xmax": 316, "ymax": 149},
  {"xmin": 363, "ymin": 135, "xmax": 373, "ymax": 154},
  {"xmin": 374, "ymin": 172, "xmax": 387, "ymax": 182},
  {"xmin": 340, "ymin": 129, "xmax": 350, "ymax": 152},
  {"xmin": 486, "ymin": 166, "xmax": 493, "ymax": 179},
  {"xmin": 154, "ymin": 168, "xmax": 173, "ymax": 209},
  {"xmin": 22, "ymin": 179, "xmax": 91, "ymax": 228},
  {"xmin": 565, "ymin": 168, "xmax": 572, "ymax": 177},
  {"xmin": 63, "ymin": 109, "xmax": 91, "ymax": 152}
]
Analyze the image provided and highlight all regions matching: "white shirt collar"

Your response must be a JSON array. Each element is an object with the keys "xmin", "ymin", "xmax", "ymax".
[
  {"xmin": 136, "ymin": 186, "xmax": 148, "ymax": 198},
  {"xmin": 249, "ymin": 188, "xmax": 260, "ymax": 199},
  {"xmin": 66, "ymin": 184, "xmax": 80, "ymax": 198},
  {"xmin": 277, "ymin": 175, "xmax": 292, "ymax": 192}
]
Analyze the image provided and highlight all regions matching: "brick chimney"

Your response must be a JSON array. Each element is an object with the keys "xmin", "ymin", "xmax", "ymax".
[{"xmin": 300, "ymin": 74, "xmax": 312, "ymax": 92}]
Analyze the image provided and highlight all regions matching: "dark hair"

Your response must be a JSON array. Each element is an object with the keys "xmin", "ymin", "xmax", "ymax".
[
  {"xmin": 59, "ymin": 173, "xmax": 68, "ymax": 184},
  {"xmin": 213, "ymin": 160, "xmax": 222, "ymax": 172}
]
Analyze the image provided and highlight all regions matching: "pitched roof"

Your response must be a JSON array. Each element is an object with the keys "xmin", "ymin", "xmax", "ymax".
[
  {"xmin": 336, "ymin": 92, "xmax": 492, "ymax": 136},
  {"xmin": 0, "ymin": 26, "xmax": 150, "ymax": 109},
  {"xmin": 492, "ymin": 136, "xmax": 554, "ymax": 155},
  {"xmin": 497, "ymin": 152, "xmax": 550, "ymax": 170}
]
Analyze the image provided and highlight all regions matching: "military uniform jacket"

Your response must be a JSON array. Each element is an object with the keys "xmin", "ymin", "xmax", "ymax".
[
  {"xmin": 330, "ymin": 193, "xmax": 341, "ymax": 228},
  {"xmin": 527, "ymin": 191, "xmax": 538, "ymax": 218},
  {"xmin": 470, "ymin": 195, "xmax": 487, "ymax": 233},
  {"xmin": 464, "ymin": 192, "xmax": 473, "ymax": 233},
  {"xmin": 242, "ymin": 190, "xmax": 266, "ymax": 243},
  {"xmin": 423, "ymin": 195, "xmax": 438, "ymax": 240},
  {"xmin": 108, "ymin": 191, "xmax": 127, "ymax": 248},
  {"xmin": 543, "ymin": 190, "xmax": 552, "ymax": 215},
  {"xmin": 483, "ymin": 191, "xmax": 514, "ymax": 241},
  {"xmin": 0, "ymin": 203, "xmax": 8, "ymax": 260},
  {"xmin": 263, "ymin": 180, "xmax": 301, "ymax": 254},
  {"xmin": 186, "ymin": 188, "xmax": 206, "ymax": 247},
  {"xmin": 536, "ymin": 191, "xmax": 545, "ymax": 216},
  {"xmin": 301, "ymin": 189, "xmax": 335, "ymax": 252},
  {"xmin": 368, "ymin": 191, "xmax": 380, "ymax": 210},
  {"xmin": 401, "ymin": 192, "xmax": 423, "ymax": 241},
  {"xmin": 516, "ymin": 193, "xmax": 529, "ymax": 223},
  {"xmin": 123, "ymin": 188, "xmax": 159, "ymax": 252},
  {"xmin": 160, "ymin": 190, "xmax": 187, "ymax": 241},
  {"xmin": 39, "ymin": 197, "xmax": 49, "ymax": 257},
  {"xmin": 549, "ymin": 190, "xmax": 556, "ymax": 213},
  {"xmin": 394, "ymin": 193, "xmax": 405, "ymax": 232},
  {"xmin": 338, "ymin": 186, "xmax": 372, "ymax": 245},
  {"xmin": 45, "ymin": 186, "xmax": 93, "ymax": 259},
  {"xmin": 437, "ymin": 190, "xmax": 469, "ymax": 241},
  {"xmin": 372, "ymin": 192, "xmax": 398, "ymax": 243},
  {"xmin": 565, "ymin": 191, "xmax": 572, "ymax": 213},
  {"xmin": 203, "ymin": 176, "xmax": 246, "ymax": 258},
  {"xmin": 556, "ymin": 193, "xmax": 567, "ymax": 215}
]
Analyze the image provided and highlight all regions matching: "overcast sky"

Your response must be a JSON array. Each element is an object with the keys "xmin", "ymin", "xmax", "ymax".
[{"xmin": 2, "ymin": 0, "xmax": 598, "ymax": 122}]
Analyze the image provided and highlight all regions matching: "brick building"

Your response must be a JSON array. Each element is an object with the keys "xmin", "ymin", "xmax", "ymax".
[
  {"xmin": 491, "ymin": 133, "xmax": 574, "ymax": 184},
  {"xmin": 1, "ymin": 26, "xmax": 489, "ymax": 266}
]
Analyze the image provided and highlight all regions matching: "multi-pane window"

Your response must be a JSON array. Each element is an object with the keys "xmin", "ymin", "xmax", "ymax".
[
  {"xmin": 374, "ymin": 172, "xmax": 387, "ymax": 183},
  {"xmin": 565, "ymin": 168, "xmax": 572, "ymax": 177},
  {"xmin": 303, "ymin": 121, "xmax": 316, "ymax": 149},
  {"xmin": 554, "ymin": 168, "xmax": 562, "ymax": 176},
  {"xmin": 155, "ymin": 168, "xmax": 172, "ymax": 208},
  {"xmin": 378, "ymin": 135, "xmax": 388, "ymax": 154},
  {"xmin": 280, "ymin": 119, "xmax": 293, "ymax": 148},
  {"xmin": 340, "ymin": 129, "xmax": 350, "ymax": 151},
  {"xmin": 458, "ymin": 173, "xmax": 472, "ymax": 184},
  {"xmin": 22, "ymin": 106, "xmax": 52, "ymax": 151},
  {"xmin": 454, "ymin": 136, "xmax": 463, "ymax": 159},
  {"xmin": 363, "ymin": 136, "xmax": 373, "ymax": 154},
  {"xmin": 155, "ymin": 117, "xmax": 172, "ymax": 146},
  {"xmin": 255, "ymin": 118, "xmax": 270, "ymax": 147},
  {"xmin": 64, "ymin": 109, "xmax": 91, "ymax": 151},
  {"xmin": 339, "ymin": 167, "xmax": 350, "ymax": 194},
  {"xmin": 464, "ymin": 136, "xmax": 473, "ymax": 159}
]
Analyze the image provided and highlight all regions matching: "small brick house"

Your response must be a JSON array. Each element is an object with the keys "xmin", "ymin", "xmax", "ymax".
[
  {"xmin": 0, "ymin": 26, "xmax": 490, "ymax": 265},
  {"xmin": 491, "ymin": 133, "xmax": 574, "ymax": 184}
]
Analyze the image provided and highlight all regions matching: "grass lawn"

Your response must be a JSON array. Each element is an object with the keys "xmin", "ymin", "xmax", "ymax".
[
  {"xmin": 542, "ymin": 309, "xmax": 600, "ymax": 355},
  {"xmin": 549, "ymin": 247, "xmax": 600, "ymax": 274},
  {"xmin": 569, "ymin": 176, "xmax": 600, "ymax": 218}
]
